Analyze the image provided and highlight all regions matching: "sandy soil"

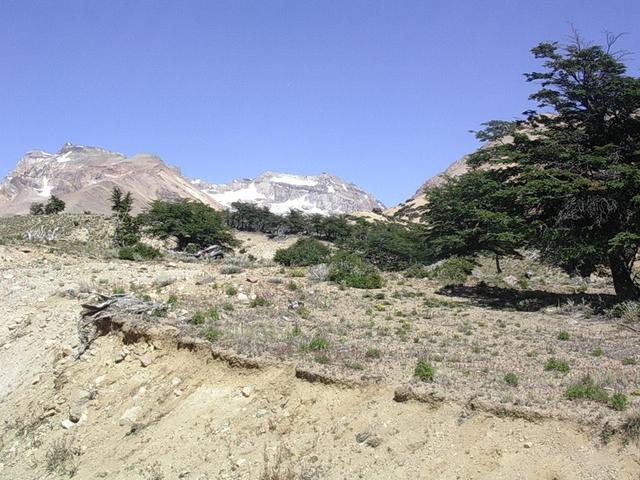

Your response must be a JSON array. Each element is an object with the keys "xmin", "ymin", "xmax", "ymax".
[{"xmin": 0, "ymin": 240, "xmax": 639, "ymax": 480}]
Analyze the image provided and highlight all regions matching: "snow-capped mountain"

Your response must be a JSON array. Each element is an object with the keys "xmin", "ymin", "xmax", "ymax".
[
  {"xmin": 0, "ymin": 144, "xmax": 384, "ymax": 216},
  {"xmin": 0, "ymin": 144, "xmax": 222, "ymax": 215},
  {"xmin": 191, "ymin": 171, "xmax": 385, "ymax": 216}
]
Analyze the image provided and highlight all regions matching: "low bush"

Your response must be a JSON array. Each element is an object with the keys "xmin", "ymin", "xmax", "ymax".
[
  {"xmin": 118, "ymin": 242, "xmax": 162, "ymax": 261},
  {"xmin": 414, "ymin": 360, "xmax": 435, "ymax": 382},
  {"xmin": 426, "ymin": 257, "xmax": 475, "ymax": 284},
  {"xmin": 503, "ymin": 372, "xmax": 519, "ymax": 387},
  {"xmin": 328, "ymin": 251, "xmax": 383, "ymax": 289},
  {"xmin": 274, "ymin": 238, "xmax": 331, "ymax": 267},
  {"xmin": 545, "ymin": 358, "xmax": 570, "ymax": 374},
  {"xmin": 565, "ymin": 376, "xmax": 608, "ymax": 403}
]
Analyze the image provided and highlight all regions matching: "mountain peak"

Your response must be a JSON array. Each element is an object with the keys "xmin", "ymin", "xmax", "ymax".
[{"xmin": 194, "ymin": 171, "xmax": 384, "ymax": 215}]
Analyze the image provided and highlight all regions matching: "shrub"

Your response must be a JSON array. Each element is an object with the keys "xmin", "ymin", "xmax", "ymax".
[
  {"xmin": 226, "ymin": 286, "xmax": 238, "ymax": 296},
  {"xmin": 190, "ymin": 311, "xmax": 205, "ymax": 325},
  {"xmin": 274, "ymin": 238, "xmax": 331, "ymax": 266},
  {"xmin": 414, "ymin": 360, "xmax": 435, "ymax": 382},
  {"xmin": 251, "ymin": 296, "xmax": 271, "ymax": 308},
  {"xmin": 565, "ymin": 376, "xmax": 609, "ymax": 403},
  {"xmin": 167, "ymin": 294, "xmax": 178, "ymax": 306},
  {"xmin": 545, "ymin": 358, "xmax": 570, "ymax": 374},
  {"xmin": 328, "ymin": 251, "xmax": 383, "ymax": 289},
  {"xmin": 308, "ymin": 337, "xmax": 330, "ymax": 351},
  {"xmin": 404, "ymin": 265, "xmax": 431, "ymax": 279},
  {"xmin": 365, "ymin": 348, "xmax": 381, "ymax": 359},
  {"xmin": 621, "ymin": 413, "xmax": 640, "ymax": 444},
  {"xmin": 504, "ymin": 372, "xmax": 519, "ymax": 387},
  {"xmin": 118, "ymin": 242, "xmax": 161, "ymax": 261},
  {"xmin": 286, "ymin": 281, "xmax": 298, "ymax": 291},
  {"xmin": 427, "ymin": 257, "xmax": 475, "ymax": 284},
  {"xmin": 557, "ymin": 331, "xmax": 570, "ymax": 341},
  {"xmin": 591, "ymin": 347, "xmax": 604, "ymax": 357},
  {"xmin": 610, "ymin": 393, "xmax": 629, "ymax": 411},
  {"xmin": 207, "ymin": 307, "xmax": 220, "ymax": 321},
  {"xmin": 622, "ymin": 357, "xmax": 637, "ymax": 366}
]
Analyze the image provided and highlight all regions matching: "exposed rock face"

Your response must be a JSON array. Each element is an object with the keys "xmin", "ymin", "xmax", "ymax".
[
  {"xmin": 0, "ymin": 143, "xmax": 222, "ymax": 216},
  {"xmin": 191, "ymin": 171, "xmax": 385, "ymax": 215},
  {"xmin": 386, "ymin": 154, "xmax": 470, "ymax": 221}
]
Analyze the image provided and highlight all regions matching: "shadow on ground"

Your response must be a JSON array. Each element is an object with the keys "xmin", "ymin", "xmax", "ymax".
[{"xmin": 437, "ymin": 282, "xmax": 618, "ymax": 313}]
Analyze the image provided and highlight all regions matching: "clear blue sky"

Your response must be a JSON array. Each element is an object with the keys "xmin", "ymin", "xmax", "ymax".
[{"xmin": 1, "ymin": 1, "xmax": 638, "ymax": 206}]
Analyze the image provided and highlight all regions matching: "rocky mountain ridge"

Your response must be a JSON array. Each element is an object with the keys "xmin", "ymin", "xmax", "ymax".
[
  {"xmin": 192, "ymin": 171, "xmax": 385, "ymax": 216},
  {"xmin": 0, "ymin": 144, "xmax": 384, "ymax": 216}
]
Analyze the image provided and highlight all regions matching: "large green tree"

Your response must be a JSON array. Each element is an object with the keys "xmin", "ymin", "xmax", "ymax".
[
  {"xmin": 424, "ymin": 33, "xmax": 640, "ymax": 299},
  {"xmin": 140, "ymin": 199, "xmax": 237, "ymax": 250}
]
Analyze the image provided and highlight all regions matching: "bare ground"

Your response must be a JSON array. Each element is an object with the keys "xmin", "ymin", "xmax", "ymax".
[{"xmin": 1, "ymin": 228, "xmax": 640, "ymax": 479}]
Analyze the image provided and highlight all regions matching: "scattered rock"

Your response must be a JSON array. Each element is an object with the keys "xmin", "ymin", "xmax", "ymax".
[
  {"xmin": 503, "ymin": 275, "xmax": 518, "ymax": 287},
  {"xmin": 139, "ymin": 355, "xmax": 152, "ymax": 367},
  {"xmin": 171, "ymin": 377, "xmax": 182, "ymax": 386},
  {"xmin": 246, "ymin": 276, "xmax": 258, "ymax": 283},
  {"xmin": 195, "ymin": 275, "xmax": 215, "ymax": 285},
  {"xmin": 256, "ymin": 408, "xmax": 268, "ymax": 418},
  {"xmin": 119, "ymin": 406, "xmax": 142, "ymax": 426},
  {"xmin": 524, "ymin": 442, "xmax": 533, "ymax": 449},
  {"xmin": 69, "ymin": 389, "xmax": 92, "ymax": 422},
  {"xmin": 237, "ymin": 293, "xmax": 250, "ymax": 303},
  {"xmin": 61, "ymin": 419, "xmax": 75, "ymax": 430},
  {"xmin": 112, "ymin": 351, "xmax": 127, "ymax": 363},
  {"xmin": 174, "ymin": 389, "xmax": 183, "ymax": 397},
  {"xmin": 241, "ymin": 386, "xmax": 253, "ymax": 398}
]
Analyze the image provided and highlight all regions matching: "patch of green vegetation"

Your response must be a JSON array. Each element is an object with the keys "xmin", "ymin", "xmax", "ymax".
[
  {"xmin": 610, "ymin": 393, "xmax": 629, "ymax": 411},
  {"xmin": 190, "ymin": 311, "xmax": 205, "ymax": 325},
  {"xmin": 565, "ymin": 376, "xmax": 609, "ymax": 403},
  {"xmin": 222, "ymin": 302, "xmax": 234, "ymax": 311},
  {"xmin": 225, "ymin": 286, "xmax": 238, "ymax": 296},
  {"xmin": 545, "ymin": 358, "xmax": 570, "ymax": 374},
  {"xmin": 503, "ymin": 372, "xmax": 519, "ymax": 387},
  {"xmin": 414, "ymin": 360, "xmax": 435, "ymax": 382},
  {"xmin": 207, "ymin": 307, "xmax": 220, "ymax": 321},
  {"xmin": 274, "ymin": 238, "xmax": 331, "ymax": 267},
  {"xmin": 557, "ymin": 331, "xmax": 570, "ymax": 341},
  {"xmin": 315, "ymin": 354, "xmax": 330, "ymax": 364},
  {"xmin": 286, "ymin": 281, "xmax": 299, "ymax": 291},
  {"xmin": 308, "ymin": 337, "xmax": 330, "ymax": 351},
  {"xmin": 622, "ymin": 357, "xmax": 637, "ymax": 366},
  {"xmin": 328, "ymin": 251, "xmax": 383, "ymax": 289},
  {"xmin": 365, "ymin": 348, "xmax": 381, "ymax": 359},
  {"xmin": 426, "ymin": 257, "xmax": 475, "ymax": 284},
  {"xmin": 250, "ymin": 296, "xmax": 271, "ymax": 308},
  {"xmin": 591, "ymin": 346, "xmax": 603, "ymax": 357}
]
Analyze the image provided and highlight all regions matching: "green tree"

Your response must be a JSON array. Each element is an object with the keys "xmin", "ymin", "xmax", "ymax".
[
  {"xmin": 30, "ymin": 202, "xmax": 45, "ymax": 215},
  {"xmin": 44, "ymin": 195, "xmax": 65, "ymax": 214},
  {"xmin": 426, "ymin": 33, "xmax": 640, "ymax": 299},
  {"xmin": 422, "ymin": 170, "xmax": 527, "ymax": 273},
  {"xmin": 140, "ymin": 199, "xmax": 237, "ymax": 250},
  {"xmin": 111, "ymin": 187, "xmax": 139, "ymax": 247}
]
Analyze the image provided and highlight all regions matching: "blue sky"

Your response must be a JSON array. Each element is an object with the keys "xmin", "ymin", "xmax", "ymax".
[{"xmin": 1, "ymin": 1, "xmax": 638, "ymax": 206}]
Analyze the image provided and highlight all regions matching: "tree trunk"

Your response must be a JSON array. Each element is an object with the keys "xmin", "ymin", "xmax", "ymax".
[
  {"xmin": 495, "ymin": 253, "xmax": 502, "ymax": 274},
  {"xmin": 609, "ymin": 252, "xmax": 640, "ymax": 300}
]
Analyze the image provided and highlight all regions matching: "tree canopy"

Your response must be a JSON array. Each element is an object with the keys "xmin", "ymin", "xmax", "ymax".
[
  {"xmin": 140, "ymin": 199, "xmax": 237, "ymax": 250},
  {"xmin": 423, "ymin": 33, "xmax": 640, "ymax": 299}
]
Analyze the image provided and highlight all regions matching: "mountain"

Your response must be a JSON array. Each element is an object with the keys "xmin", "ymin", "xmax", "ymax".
[
  {"xmin": 191, "ymin": 171, "xmax": 385, "ymax": 216},
  {"xmin": 0, "ymin": 144, "xmax": 384, "ymax": 217},
  {"xmin": 0, "ymin": 144, "xmax": 222, "ymax": 216},
  {"xmin": 386, "ymin": 153, "xmax": 470, "ymax": 221}
]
